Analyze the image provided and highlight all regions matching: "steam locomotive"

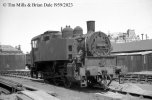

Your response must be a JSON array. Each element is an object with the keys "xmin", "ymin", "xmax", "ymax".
[{"xmin": 30, "ymin": 21, "xmax": 119, "ymax": 88}]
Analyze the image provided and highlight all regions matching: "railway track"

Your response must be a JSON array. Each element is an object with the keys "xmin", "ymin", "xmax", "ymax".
[
  {"xmin": 117, "ymin": 72, "xmax": 152, "ymax": 84},
  {"xmin": 0, "ymin": 70, "xmax": 31, "ymax": 78},
  {"xmin": 1, "ymin": 70, "xmax": 152, "ymax": 84},
  {"xmin": 0, "ymin": 76, "xmax": 60, "ymax": 100},
  {"xmin": 1, "ymin": 70, "xmax": 152, "ymax": 100},
  {"xmin": 0, "ymin": 77, "xmax": 23, "ymax": 94}
]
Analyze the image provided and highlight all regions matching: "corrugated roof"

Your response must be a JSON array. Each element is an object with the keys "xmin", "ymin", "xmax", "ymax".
[
  {"xmin": 112, "ymin": 51, "xmax": 152, "ymax": 56},
  {"xmin": 0, "ymin": 45, "xmax": 22, "ymax": 54},
  {"xmin": 111, "ymin": 39, "xmax": 152, "ymax": 53}
]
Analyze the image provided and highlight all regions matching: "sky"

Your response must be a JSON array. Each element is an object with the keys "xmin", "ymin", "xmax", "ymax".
[{"xmin": 0, "ymin": 0, "xmax": 152, "ymax": 53}]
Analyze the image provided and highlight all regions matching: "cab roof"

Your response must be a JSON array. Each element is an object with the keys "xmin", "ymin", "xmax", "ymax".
[{"xmin": 31, "ymin": 30, "xmax": 60, "ymax": 41}]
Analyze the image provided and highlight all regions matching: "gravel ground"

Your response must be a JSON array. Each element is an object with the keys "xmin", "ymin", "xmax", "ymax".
[
  {"xmin": 109, "ymin": 81, "xmax": 152, "ymax": 92},
  {"xmin": 0, "ymin": 76, "xmax": 101, "ymax": 100},
  {"xmin": 1, "ymin": 76, "xmax": 152, "ymax": 100}
]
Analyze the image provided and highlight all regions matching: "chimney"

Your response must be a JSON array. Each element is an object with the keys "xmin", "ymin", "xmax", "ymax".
[
  {"xmin": 87, "ymin": 21, "xmax": 95, "ymax": 33},
  {"xmin": 18, "ymin": 45, "xmax": 21, "ymax": 51},
  {"xmin": 146, "ymin": 34, "xmax": 148, "ymax": 40},
  {"xmin": 61, "ymin": 27, "xmax": 62, "ymax": 32},
  {"xmin": 141, "ymin": 34, "xmax": 144, "ymax": 40}
]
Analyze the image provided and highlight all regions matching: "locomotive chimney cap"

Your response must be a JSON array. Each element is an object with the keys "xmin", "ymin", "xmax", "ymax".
[{"xmin": 87, "ymin": 20, "xmax": 95, "ymax": 22}]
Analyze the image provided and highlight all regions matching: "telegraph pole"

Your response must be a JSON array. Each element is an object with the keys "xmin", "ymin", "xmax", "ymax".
[
  {"xmin": 145, "ymin": 34, "xmax": 148, "ymax": 40},
  {"xmin": 141, "ymin": 34, "xmax": 144, "ymax": 40}
]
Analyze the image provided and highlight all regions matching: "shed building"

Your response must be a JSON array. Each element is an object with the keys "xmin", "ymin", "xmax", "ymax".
[
  {"xmin": 0, "ymin": 45, "xmax": 26, "ymax": 71},
  {"xmin": 111, "ymin": 39, "xmax": 152, "ymax": 72}
]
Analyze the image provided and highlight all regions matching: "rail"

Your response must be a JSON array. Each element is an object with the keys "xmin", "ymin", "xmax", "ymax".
[
  {"xmin": 117, "ymin": 73, "xmax": 152, "ymax": 84},
  {"xmin": 0, "ymin": 77, "xmax": 24, "ymax": 94},
  {"xmin": 1, "ymin": 70, "xmax": 152, "ymax": 99}
]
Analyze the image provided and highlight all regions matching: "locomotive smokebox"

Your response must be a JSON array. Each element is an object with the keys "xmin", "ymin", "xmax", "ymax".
[{"xmin": 87, "ymin": 21, "xmax": 95, "ymax": 33}]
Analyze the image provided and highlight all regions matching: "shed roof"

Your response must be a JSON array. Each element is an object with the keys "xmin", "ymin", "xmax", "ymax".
[
  {"xmin": 112, "ymin": 51, "xmax": 152, "ymax": 56},
  {"xmin": 0, "ymin": 45, "xmax": 22, "ymax": 54},
  {"xmin": 111, "ymin": 39, "xmax": 152, "ymax": 53}
]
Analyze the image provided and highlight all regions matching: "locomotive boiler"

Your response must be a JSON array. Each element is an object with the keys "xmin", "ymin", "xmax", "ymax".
[{"xmin": 30, "ymin": 21, "xmax": 118, "ymax": 88}]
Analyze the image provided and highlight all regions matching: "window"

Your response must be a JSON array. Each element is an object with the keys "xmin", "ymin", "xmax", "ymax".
[
  {"xmin": 32, "ymin": 40, "xmax": 38, "ymax": 48},
  {"xmin": 32, "ymin": 39, "xmax": 39, "ymax": 49},
  {"xmin": 68, "ymin": 45, "xmax": 72, "ymax": 51}
]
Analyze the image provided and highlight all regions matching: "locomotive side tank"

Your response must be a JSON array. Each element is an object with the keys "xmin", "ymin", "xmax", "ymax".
[{"xmin": 31, "ymin": 31, "xmax": 77, "ymax": 61}]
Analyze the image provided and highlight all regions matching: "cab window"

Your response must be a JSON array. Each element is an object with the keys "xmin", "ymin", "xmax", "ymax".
[{"xmin": 32, "ymin": 38, "xmax": 39, "ymax": 49}]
